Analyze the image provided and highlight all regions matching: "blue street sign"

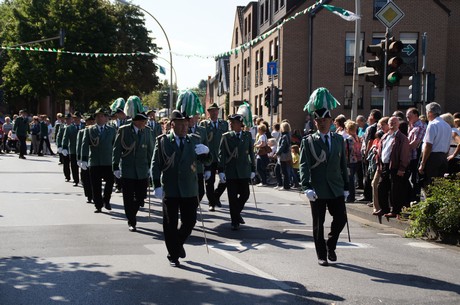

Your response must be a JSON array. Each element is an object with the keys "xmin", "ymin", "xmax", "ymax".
[{"xmin": 267, "ymin": 61, "xmax": 277, "ymax": 75}]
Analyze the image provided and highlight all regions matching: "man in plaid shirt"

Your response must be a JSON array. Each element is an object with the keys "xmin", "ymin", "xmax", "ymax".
[{"xmin": 406, "ymin": 108, "xmax": 426, "ymax": 202}]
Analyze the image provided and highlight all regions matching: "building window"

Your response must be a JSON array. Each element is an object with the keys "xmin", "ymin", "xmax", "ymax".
[
  {"xmin": 235, "ymin": 27, "xmax": 239, "ymax": 46},
  {"xmin": 280, "ymin": 0, "xmax": 285, "ymax": 8},
  {"xmin": 399, "ymin": 33, "xmax": 418, "ymax": 75},
  {"xmin": 371, "ymin": 87, "xmax": 383, "ymax": 109},
  {"xmin": 344, "ymin": 86, "xmax": 364, "ymax": 109},
  {"xmin": 345, "ymin": 32, "xmax": 364, "ymax": 75},
  {"xmin": 274, "ymin": 0, "xmax": 279, "ymax": 12},
  {"xmin": 373, "ymin": 0, "xmax": 387, "ymax": 18},
  {"xmin": 258, "ymin": 94, "xmax": 263, "ymax": 116},
  {"xmin": 255, "ymin": 50, "xmax": 260, "ymax": 87},
  {"xmin": 274, "ymin": 37, "xmax": 279, "ymax": 61},
  {"xmin": 265, "ymin": 1, "xmax": 269, "ymax": 22},
  {"xmin": 248, "ymin": 13, "xmax": 252, "ymax": 37},
  {"xmin": 397, "ymin": 86, "xmax": 413, "ymax": 108},
  {"xmin": 233, "ymin": 66, "xmax": 237, "ymax": 96},
  {"xmin": 372, "ymin": 32, "xmax": 385, "ymax": 45},
  {"xmin": 259, "ymin": 47, "xmax": 264, "ymax": 85},
  {"xmin": 260, "ymin": 3, "xmax": 265, "ymax": 25},
  {"xmin": 269, "ymin": 40, "xmax": 274, "ymax": 62},
  {"xmin": 236, "ymin": 64, "xmax": 240, "ymax": 95}
]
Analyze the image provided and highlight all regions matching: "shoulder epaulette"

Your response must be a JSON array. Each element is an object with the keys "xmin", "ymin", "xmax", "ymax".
[{"xmin": 222, "ymin": 131, "xmax": 232, "ymax": 136}]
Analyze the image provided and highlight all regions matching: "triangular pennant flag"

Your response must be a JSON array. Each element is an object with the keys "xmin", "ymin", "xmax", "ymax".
[{"xmin": 322, "ymin": 4, "xmax": 361, "ymax": 21}]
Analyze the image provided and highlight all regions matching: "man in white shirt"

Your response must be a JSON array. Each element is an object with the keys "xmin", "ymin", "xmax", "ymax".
[{"xmin": 418, "ymin": 102, "xmax": 451, "ymax": 188}]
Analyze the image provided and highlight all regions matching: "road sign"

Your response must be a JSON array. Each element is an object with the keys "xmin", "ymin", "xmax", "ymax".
[
  {"xmin": 402, "ymin": 44, "xmax": 415, "ymax": 56},
  {"xmin": 375, "ymin": 2, "xmax": 404, "ymax": 29},
  {"xmin": 267, "ymin": 61, "xmax": 277, "ymax": 75}
]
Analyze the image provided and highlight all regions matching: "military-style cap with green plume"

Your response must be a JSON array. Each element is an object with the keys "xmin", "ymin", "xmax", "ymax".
[
  {"xmin": 124, "ymin": 95, "xmax": 144, "ymax": 118},
  {"xmin": 236, "ymin": 101, "xmax": 253, "ymax": 127},
  {"xmin": 175, "ymin": 90, "xmax": 204, "ymax": 117},
  {"xmin": 110, "ymin": 97, "xmax": 125, "ymax": 113},
  {"xmin": 304, "ymin": 87, "xmax": 340, "ymax": 119}
]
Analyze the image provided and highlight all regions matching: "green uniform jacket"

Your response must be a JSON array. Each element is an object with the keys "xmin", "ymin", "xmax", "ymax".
[
  {"xmin": 62, "ymin": 124, "xmax": 84, "ymax": 155},
  {"xmin": 39, "ymin": 121, "xmax": 48, "ymax": 138},
  {"xmin": 147, "ymin": 120, "xmax": 162, "ymax": 142},
  {"xmin": 218, "ymin": 130, "xmax": 256, "ymax": 179},
  {"xmin": 299, "ymin": 131, "xmax": 349, "ymax": 199},
  {"xmin": 76, "ymin": 129, "xmax": 86, "ymax": 161},
  {"xmin": 113, "ymin": 124, "xmax": 154, "ymax": 180},
  {"xmin": 13, "ymin": 117, "xmax": 29, "ymax": 137},
  {"xmin": 82, "ymin": 124, "xmax": 116, "ymax": 167},
  {"xmin": 151, "ymin": 132, "xmax": 212, "ymax": 198},
  {"xmin": 199, "ymin": 119, "xmax": 228, "ymax": 164},
  {"xmin": 188, "ymin": 125, "xmax": 209, "ymax": 174},
  {"xmin": 56, "ymin": 124, "xmax": 67, "ymax": 148}
]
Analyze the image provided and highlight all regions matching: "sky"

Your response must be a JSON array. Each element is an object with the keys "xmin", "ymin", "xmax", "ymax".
[{"xmin": 118, "ymin": 0, "xmax": 249, "ymax": 90}]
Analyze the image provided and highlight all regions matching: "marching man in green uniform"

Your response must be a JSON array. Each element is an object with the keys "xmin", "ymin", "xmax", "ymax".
[
  {"xmin": 200, "ymin": 102, "xmax": 229, "ymax": 211},
  {"xmin": 62, "ymin": 112, "xmax": 84, "ymax": 186},
  {"xmin": 146, "ymin": 109, "xmax": 163, "ymax": 141},
  {"xmin": 77, "ymin": 114, "xmax": 95, "ymax": 203},
  {"xmin": 82, "ymin": 108, "xmax": 117, "ymax": 213},
  {"xmin": 218, "ymin": 114, "xmax": 256, "ymax": 230},
  {"xmin": 151, "ymin": 110, "xmax": 211, "ymax": 267},
  {"xmin": 113, "ymin": 112, "xmax": 154, "ymax": 232},
  {"xmin": 57, "ymin": 114, "xmax": 72, "ymax": 181},
  {"xmin": 300, "ymin": 88, "xmax": 349, "ymax": 267}
]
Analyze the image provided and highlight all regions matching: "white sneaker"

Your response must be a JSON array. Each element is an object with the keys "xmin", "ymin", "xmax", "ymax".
[{"xmin": 256, "ymin": 183, "xmax": 264, "ymax": 187}]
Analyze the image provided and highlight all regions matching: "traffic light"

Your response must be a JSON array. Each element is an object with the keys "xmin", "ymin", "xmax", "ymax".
[
  {"xmin": 161, "ymin": 91, "xmax": 169, "ymax": 107},
  {"xmin": 386, "ymin": 38, "xmax": 404, "ymax": 88},
  {"xmin": 426, "ymin": 73, "xmax": 436, "ymax": 102},
  {"xmin": 277, "ymin": 88, "xmax": 283, "ymax": 105},
  {"xmin": 264, "ymin": 87, "xmax": 271, "ymax": 108},
  {"xmin": 59, "ymin": 28, "xmax": 65, "ymax": 47},
  {"xmin": 365, "ymin": 41, "xmax": 385, "ymax": 90},
  {"xmin": 409, "ymin": 73, "xmax": 421, "ymax": 103}
]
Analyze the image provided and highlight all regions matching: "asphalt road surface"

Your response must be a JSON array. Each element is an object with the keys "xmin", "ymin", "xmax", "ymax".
[{"xmin": 1, "ymin": 151, "xmax": 459, "ymax": 305}]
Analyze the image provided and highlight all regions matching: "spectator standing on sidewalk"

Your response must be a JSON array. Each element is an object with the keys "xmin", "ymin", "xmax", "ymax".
[
  {"xmin": 30, "ymin": 116, "xmax": 40, "ymax": 155},
  {"xmin": 13, "ymin": 109, "xmax": 29, "ymax": 159},
  {"xmin": 440, "ymin": 113, "xmax": 460, "ymax": 174},
  {"xmin": 254, "ymin": 124, "xmax": 270, "ymax": 187},
  {"xmin": 38, "ymin": 115, "xmax": 55, "ymax": 156},
  {"xmin": 343, "ymin": 120, "xmax": 362, "ymax": 203},
  {"xmin": 418, "ymin": 102, "xmax": 451, "ymax": 189},
  {"xmin": 274, "ymin": 122, "xmax": 292, "ymax": 191},
  {"xmin": 406, "ymin": 108, "xmax": 426, "ymax": 203},
  {"xmin": 376, "ymin": 117, "xmax": 410, "ymax": 219},
  {"xmin": 2, "ymin": 117, "xmax": 13, "ymax": 152}
]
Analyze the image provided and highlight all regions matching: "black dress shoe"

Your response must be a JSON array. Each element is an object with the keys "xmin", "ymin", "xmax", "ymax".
[
  {"xmin": 73, "ymin": 183, "xmax": 78, "ymax": 187},
  {"xmin": 179, "ymin": 246, "xmax": 186, "ymax": 258},
  {"xmin": 65, "ymin": 179, "xmax": 70, "ymax": 182},
  {"xmin": 328, "ymin": 250, "xmax": 337, "ymax": 262},
  {"xmin": 128, "ymin": 226, "xmax": 136, "ymax": 232},
  {"xmin": 238, "ymin": 215, "xmax": 245, "ymax": 224},
  {"xmin": 231, "ymin": 223, "xmax": 240, "ymax": 231},
  {"xmin": 86, "ymin": 198, "xmax": 92, "ymax": 203},
  {"xmin": 208, "ymin": 206, "xmax": 215, "ymax": 212},
  {"xmin": 318, "ymin": 259, "xmax": 329, "ymax": 266},
  {"xmin": 167, "ymin": 255, "xmax": 180, "ymax": 267},
  {"xmin": 94, "ymin": 209, "xmax": 102, "ymax": 213}
]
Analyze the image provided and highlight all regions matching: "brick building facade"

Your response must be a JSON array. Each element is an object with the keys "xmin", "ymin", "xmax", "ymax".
[{"xmin": 226, "ymin": 0, "xmax": 460, "ymax": 132}]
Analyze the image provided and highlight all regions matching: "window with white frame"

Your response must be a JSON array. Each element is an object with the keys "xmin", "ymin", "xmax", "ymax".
[
  {"xmin": 399, "ymin": 32, "xmax": 418, "ymax": 75},
  {"xmin": 345, "ymin": 32, "xmax": 364, "ymax": 75},
  {"xmin": 371, "ymin": 87, "xmax": 383, "ymax": 109}
]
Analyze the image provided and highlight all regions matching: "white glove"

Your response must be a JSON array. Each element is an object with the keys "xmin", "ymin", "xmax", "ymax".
[
  {"xmin": 80, "ymin": 161, "xmax": 88, "ymax": 171},
  {"xmin": 58, "ymin": 147, "xmax": 62, "ymax": 154},
  {"xmin": 343, "ymin": 191, "xmax": 350, "ymax": 199},
  {"xmin": 218, "ymin": 173, "xmax": 226, "ymax": 184},
  {"xmin": 250, "ymin": 172, "xmax": 256, "ymax": 179},
  {"xmin": 77, "ymin": 160, "xmax": 82, "ymax": 168},
  {"xmin": 153, "ymin": 187, "xmax": 163, "ymax": 198},
  {"xmin": 113, "ymin": 170, "xmax": 121, "ymax": 179},
  {"xmin": 194, "ymin": 144, "xmax": 210, "ymax": 155},
  {"xmin": 62, "ymin": 149, "xmax": 68, "ymax": 156},
  {"xmin": 305, "ymin": 189, "xmax": 318, "ymax": 202},
  {"xmin": 204, "ymin": 171, "xmax": 212, "ymax": 180}
]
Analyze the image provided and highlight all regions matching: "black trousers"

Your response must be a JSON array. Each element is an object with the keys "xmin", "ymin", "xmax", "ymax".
[
  {"xmin": 17, "ymin": 135, "xmax": 27, "ymax": 157},
  {"xmin": 38, "ymin": 136, "xmax": 54, "ymax": 154},
  {"xmin": 226, "ymin": 178, "xmax": 250, "ymax": 225},
  {"xmin": 408, "ymin": 159, "xmax": 420, "ymax": 203},
  {"xmin": 62, "ymin": 154, "xmax": 71, "ymax": 180},
  {"xmin": 422, "ymin": 152, "xmax": 448, "ymax": 188},
  {"xmin": 356, "ymin": 161, "xmax": 364, "ymax": 189},
  {"xmin": 378, "ymin": 165, "xmax": 409, "ymax": 214},
  {"xmin": 197, "ymin": 173, "xmax": 205, "ymax": 202},
  {"xmin": 205, "ymin": 162, "xmax": 226, "ymax": 207},
  {"xmin": 89, "ymin": 165, "xmax": 114, "ymax": 209},
  {"xmin": 310, "ymin": 197, "xmax": 347, "ymax": 259},
  {"xmin": 122, "ymin": 178, "xmax": 148, "ymax": 227},
  {"xmin": 70, "ymin": 154, "xmax": 79, "ymax": 184},
  {"xmin": 162, "ymin": 196, "xmax": 198, "ymax": 259},
  {"xmin": 362, "ymin": 160, "xmax": 373, "ymax": 200},
  {"xmin": 81, "ymin": 168, "xmax": 92, "ymax": 201}
]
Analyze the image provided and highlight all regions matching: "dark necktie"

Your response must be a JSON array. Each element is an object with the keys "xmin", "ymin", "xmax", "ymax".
[
  {"xmin": 324, "ymin": 135, "xmax": 329, "ymax": 152},
  {"xmin": 236, "ymin": 132, "xmax": 240, "ymax": 139},
  {"xmin": 179, "ymin": 137, "xmax": 185, "ymax": 152},
  {"xmin": 138, "ymin": 130, "xmax": 142, "ymax": 142}
]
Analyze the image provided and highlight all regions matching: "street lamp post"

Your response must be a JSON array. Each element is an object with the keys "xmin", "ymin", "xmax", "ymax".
[{"xmin": 116, "ymin": 0, "xmax": 174, "ymax": 114}]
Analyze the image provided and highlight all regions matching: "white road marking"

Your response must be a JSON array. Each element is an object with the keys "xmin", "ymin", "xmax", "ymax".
[
  {"xmin": 210, "ymin": 246, "xmax": 292, "ymax": 290},
  {"xmin": 406, "ymin": 242, "xmax": 444, "ymax": 249},
  {"xmin": 301, "ymin": 242, "xmax": 373, "ymax": 249},
  {"xmin": 283, "ymin": 229, "xmax": 312, "ymax": 232}
]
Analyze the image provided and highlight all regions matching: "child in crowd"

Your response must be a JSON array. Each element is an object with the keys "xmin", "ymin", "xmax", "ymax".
[{"xmin": 290, "ymin": 145, "xmax": 300, "ymax": 188}]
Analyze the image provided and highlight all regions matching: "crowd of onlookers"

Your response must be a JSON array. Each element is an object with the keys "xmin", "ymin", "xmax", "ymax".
[{"xmin": 249, "ymin": 102, "xmax": 460, "ymax": 219}]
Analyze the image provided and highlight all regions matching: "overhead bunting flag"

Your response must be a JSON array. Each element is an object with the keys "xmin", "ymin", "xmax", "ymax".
[{"xmin": 322, "ymin": 4, "xmax": 361, "ymax": 21}]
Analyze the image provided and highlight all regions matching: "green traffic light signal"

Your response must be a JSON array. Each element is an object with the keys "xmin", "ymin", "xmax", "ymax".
[{"xmin": 386, "ymin": 39, "xmax": 404, "ymax": 88}]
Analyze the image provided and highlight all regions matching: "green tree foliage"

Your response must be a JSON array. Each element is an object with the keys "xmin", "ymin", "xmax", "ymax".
[{"xmin": 0, "ymin": 0, "xmax": 160, "ymax": 112}]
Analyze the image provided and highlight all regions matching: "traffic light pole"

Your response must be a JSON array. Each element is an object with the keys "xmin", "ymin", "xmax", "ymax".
[
  {"xmin": 421, "ymin": 32, "xmax": 427, "ymax": 115},
  {"xmin": 383, "ymin": 28, "xmax": 390, "ymax": 116},
  {"xmin": 270, "ymin": 67, "xmax": 275, "ymax": 131},
  {"xmin": 351, "ymin": 0, "xmax": 361, "ymax": 120}
]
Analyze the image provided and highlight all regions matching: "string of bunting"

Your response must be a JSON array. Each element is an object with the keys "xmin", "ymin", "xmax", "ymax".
[{"xmin": 0, "ymin": 0, "xmax": 324, "ymax": 60}]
